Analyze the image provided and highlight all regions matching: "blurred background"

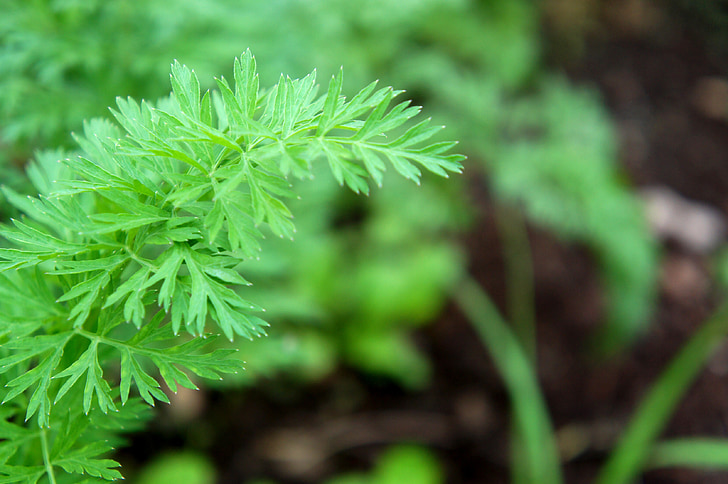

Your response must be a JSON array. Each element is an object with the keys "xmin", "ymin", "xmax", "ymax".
[{"xmin": 2, "ymin": 0, "xmax": 728, "ymax": 483}]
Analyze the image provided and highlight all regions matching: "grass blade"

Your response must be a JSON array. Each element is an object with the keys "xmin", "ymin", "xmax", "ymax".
[
  {"xmin": 649, "ymin": 438, "xmax": 728, "ymax": 471},
  {"xmin": 596, "ymin": 302, "xmax": 728, "ymax": 484},
  {"xmin": 454, "ymin": 277, "xmax": 563, "ymax": 484}
]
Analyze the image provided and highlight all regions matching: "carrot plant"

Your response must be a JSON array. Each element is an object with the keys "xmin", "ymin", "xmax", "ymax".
[{"xmin": 0, "ymin": 50, "xmax": 464, "ymax": 482}]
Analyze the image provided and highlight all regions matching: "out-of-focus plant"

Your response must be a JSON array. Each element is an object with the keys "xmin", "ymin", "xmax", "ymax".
[
  {"xmin": 226, "ymin": 168, "xmax": 466, "ymax": 389},
  {"xmin": 135, "ymin": 451, "xmax": 216, "ymax": 484},
  {"xmin": 245, "ymin": 444, "xmax": 444, "ymax": 484},
  {"xmin": 493, "ymin": 79, "xmax": 658, "ymax": 353},
  {"xmin": 392, "ymin": 1, "xmax": 658, "ymax": 353},
  {"xmin": 324, "ymin": 444, "xmax": 444, "ymax": 484},
  {"xmin": 457, "ymin": 276, "xmax": 728, "ymax": 484},
  {"xmin": 0, "ymin": 0, "xmax": 467, "ymax": 156},
  {"xmin": 0, "ymin": 0, "xmax": 246, "ymax": 154}
]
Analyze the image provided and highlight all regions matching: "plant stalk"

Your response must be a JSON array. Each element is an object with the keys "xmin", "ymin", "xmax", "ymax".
[
  {"xmin": 596, "ymin": 302, "xmax": 728, "ymax": 484},
  {"xmin": 495, "ymin": 203, "xmax": 536, "ymax": 362},
  {"xmin": 40, "ymin": 428, "xmax": 57, "ymax": 484},
  {"xmin": 454, "ymin": 277, "xmax": 563, "ymax": 484}
]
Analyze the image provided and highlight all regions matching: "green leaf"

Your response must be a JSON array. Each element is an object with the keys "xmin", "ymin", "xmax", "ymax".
[
  {"xmin": 0, "ymin": 465, "xmax": 44, "ymax": 484},
  {"xmin": 119, "ymin": 348, "xmax": 169, "ymax": 406},
  {"xmin": 0, "ymin": 269, "xmax": 62, "ymax": 323},
  {"xmin": 247, "ymin": 168, "xmax": 296, "ymax": 237},
  {"xmin": 50, "ymin": 412, "xmax": 90, "ymax": 461},
  {"xmin": 220, "ymin": 193, "xmax": 262, "ymax": 257},
  {"xmin": 90, "ymin": 315, "xmax": 242, "ymax": 404},
  {"xmin": 53, "ymin": 341, "xmax": 117, "ymax": 415},
  {"xmin": 58, "ymin": 272, "xmax": 111, "ymax": 327},
  {"xmin": 321, "ymin": 139, "xmax": 370, "ymax": 194},
  {"xmin": 596, "ymin": 303, "xmax": 728, "ymax": 484},
  {"xmin": 317, "ymin": 67, "xmax": 344, "ymax": 136},
  {"xmin": 48, "ymin": 254, "xmax": 128, "ymax": 275},
  {"xmin": 54, "ymin": 441, "xmax": 122, "ymax": 481},
  {"xmin": 144, "ymin": 245, "xmax": 185, "ymax": 315},
  {"xmin": 85, "ymin": 214, "xmax": 167, "ymax": 234},
  {"xmin": 94, "ymin": 189, "xmax": 167, "ymax": 218},
  {"xmin": 103, "ymin": 266, "xmax": 150, "ymax": 308},
  {"xmin": 204, "ymin": 199, "xmax": 225, "ymax": 243},
  {"xmin": 0, "ymin": 334, "xmax": 70, "ymax": 375},
  {"xmin": 175, "ymin": 122, "xmax": 242, "ymax": 154},
  {"xmin": 234, "ymin": 49, "xmax": 259, "ymax": 120},
  {"xmin": 0, "ymin": 219, "xmax": 83, "ymax": 254},
  {"xmin": 455, "ymin": 279, "xmax": 563, "ymax": 484},
  {"xmin": 1, "ymin": 333, "xmax": 72, "ymax": 427},
  {"xmin": 170, "ymin": 60, "xmax": 201, "ymax": 121},
  {"xmin": 1, "ymin": 186, "xmax": 59, "ymax": 227},
  {"xmin": 125, "ymin": 138, "xmax": 209, "ymax": 175},
  {"xmin": 649, "ymin": 438, "xmax": 728, "ymax": 471},
  {"xmin": 183, "ymin": 247, "xmax": 266, "ymax": 340},
  {"xmin": 352, "ymin": 143, "xmax": 386, "ymax": 187}
]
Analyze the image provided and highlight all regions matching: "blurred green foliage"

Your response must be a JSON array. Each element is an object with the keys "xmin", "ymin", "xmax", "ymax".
[
  {"xmin": 1, "ymin": 0, "xmax": 241, "ymax": 153},
  {"xmin": 135, "ymin": 451, "xmax": 216, "ymax": 484},
  {"xmin": 247, "ymin": 444, "xmax": 443, "ymax": 484},
  {"xmin": 1, "ymin": 0, "xmax": 664, "ymax": 480},
  {"xmin": 493, "ymin": 79, "xmax": 658, "ymax": 353},
  {"xmin": 2, "ymin": 0, "xmax": 657, "ymax": 382},
  {"xmin": 229, "ymin": 169, "xmax": 466, "ymax": 389},
  {"xmin": 1, "ymin": 0, "xmax": 541, "ymax": 153},
  {"xmin": 324, "ymin": 445, "xmax": 444, "ymax": 484},
  {"xmin": 2, "ymin": 0, "xmax": 474, "ymax": 388}
]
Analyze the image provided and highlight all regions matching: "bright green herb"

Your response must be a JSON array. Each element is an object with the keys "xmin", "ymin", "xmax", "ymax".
[{"xmin": 0, "ymin": 50, "xmax": 463, "ymax": 483}]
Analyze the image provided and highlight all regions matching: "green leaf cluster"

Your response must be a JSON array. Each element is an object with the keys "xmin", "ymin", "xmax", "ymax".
[{"xmin": 0, "ymin": 51, "xmax": 462, "ymax": 482}]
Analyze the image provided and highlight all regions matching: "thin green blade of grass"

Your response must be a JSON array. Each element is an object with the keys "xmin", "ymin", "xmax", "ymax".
[
  {"xmin": 648, "ymin": 438, "xmax": 728, "ymax": 471},
  {"xmin": 596, "ymin": 303, "xmax": 728, "ymax": 484},
  {"xmin": 495, "ymin": 203, "xmax": 536, "ymax": 363},
  {"xmin": 454, "ymin": 278, "xmax": 563, "ymax": 484}
]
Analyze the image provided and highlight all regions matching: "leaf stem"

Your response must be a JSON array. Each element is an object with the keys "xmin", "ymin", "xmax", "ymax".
[
  {"xmin": 453, "ymin": 277, "xmax": 563, "ymax": 484},
  {"xmin": 495, "ymin": 203, "xmax": 536, "ymax": 362},
  {"xmin": 123, "ymin": 246, "xmax": 153, "ymax": 269},
  {"xmin": 647, "ymin": 437, "xmax": 728, "ymax": 471},
  {"xmin": 596, "ymin": 301, "xmax": 728, "ymax": 484},
  {"xmin": 40, "ymin": 428, "xmax": 57, "ymax": 484}
]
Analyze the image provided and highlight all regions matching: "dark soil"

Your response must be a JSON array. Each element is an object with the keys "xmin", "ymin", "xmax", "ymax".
[{"xmin": 119, "ymin": 3, "xmax": 728, "ymax": 483}]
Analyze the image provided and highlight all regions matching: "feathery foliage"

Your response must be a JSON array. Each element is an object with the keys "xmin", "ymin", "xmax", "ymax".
[
  {"xmin": 492, "ymin": 79, "xmax": 657, "ymax": 353},
  {"xmin": 0, "ymin": 50, "xmax": 463, "ymax": 482}
]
